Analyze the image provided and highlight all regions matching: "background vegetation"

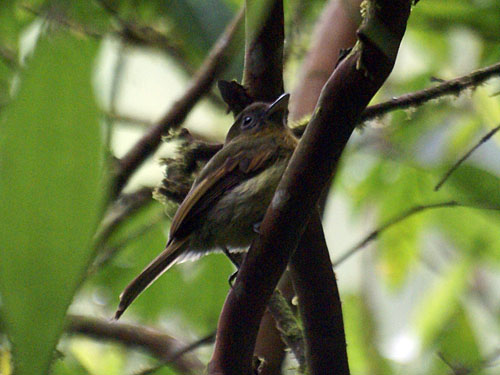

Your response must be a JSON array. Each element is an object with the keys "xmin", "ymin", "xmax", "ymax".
[{"xmin": 0, "ymin": 0, "xmax": 499, "ymax": 374}]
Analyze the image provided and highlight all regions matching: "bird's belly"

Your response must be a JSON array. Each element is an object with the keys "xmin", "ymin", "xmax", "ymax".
[{"xmin": 188, "ymin": 161, "xmax": 286, "ymax": 253}]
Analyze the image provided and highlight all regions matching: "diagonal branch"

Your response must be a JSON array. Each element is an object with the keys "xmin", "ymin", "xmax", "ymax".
[
  {"xmin": 111, "ymin": 8, "xmax": 244, "ymax": 198},
  {"xmin": 333, "ymin": 200, "xmax": 500, "ymax": 267},
  {"xmin": 434, "ymin": 124, "xmax": 500, "ymax": 191},
  {"xmin": 67, "ymin": 315, "xmax": 206, "ymax": 375},
  {"xmin": 243, "ymin": 0, "xmax": 284, "ymax": 101},
  {"xmin": 208, "ymin": 1, "xmax": 413, "ymax": 374},
  {"xmin": 289, "ymin": 212, "xmax": 348, "ymax": 374},
  {"xmin": 122, "ymin": 62, "xmax": 500, "ymax": 209},
  {"xmin": 361, "ymin": 61, "xmax": 500, "ymax": 122}
]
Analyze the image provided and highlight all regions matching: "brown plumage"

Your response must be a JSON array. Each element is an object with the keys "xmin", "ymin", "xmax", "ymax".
[{"xmin": 115, "ymin": 94, "xmax": 297, "ymax": 319}]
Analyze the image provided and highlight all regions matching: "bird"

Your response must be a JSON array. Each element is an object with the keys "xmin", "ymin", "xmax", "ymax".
[{"xmin": 114, "ymin": 93, "xmax": 297, "ymax": 320}]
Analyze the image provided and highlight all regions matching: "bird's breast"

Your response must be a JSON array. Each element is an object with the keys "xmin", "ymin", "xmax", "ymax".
[{"xmin": 188, "ymin": 158, "xmax": 289, "ymax": 252}]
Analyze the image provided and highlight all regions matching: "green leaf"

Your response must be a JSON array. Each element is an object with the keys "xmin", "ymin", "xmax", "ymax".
[
  {"xmin": 0, "ymin": 34, "xmax": 103, "ymax": 375},
  {"xmin": 343, "ymin": 295, "xmax": 391, "ymax": 375},
  {"xmin": 434, "ymin": 306, "xmax": 482, "ymax": 373},
  {"xmin": 378, "ymin": 213, "xmax": 423, "ymax": 288},
  {"xmin": 414, "ymin": 257, "xmax": 472, "ymax": 346}
]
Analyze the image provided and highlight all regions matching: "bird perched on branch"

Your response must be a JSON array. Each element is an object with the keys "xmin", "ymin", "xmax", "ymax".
[{"xmin": 115, "ymin": 88, "xmax": 297, "ymax": 320}]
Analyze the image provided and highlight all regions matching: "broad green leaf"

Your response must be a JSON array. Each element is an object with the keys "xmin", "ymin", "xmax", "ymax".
[
  {"xmin": 414, "ymin": 257, "xmax": 472, "ymax": 345},
  {"xmin": 433, "ymin": 306, "xmax": 482, "ymax": 372},
  {"xmin": 445, "ymin": 165, "xmax": 500, "ymax": 208},
  {"xmin": 51, "ymin": 352, "xmax": 92, "ymax": 375},
  {"xmin": 343, "ymin": 295, "xmax": 391, "ymax": 375},
  {"xmin": 431, "ymin": 206, "xmax": 500, "ymax": 264},
  {"xmin": 70, "ymin": 339, "xmax": 123, "ymax": 375},
  {"xmin": 378, "ymin": 213, "xmax": 423, "ymax": 288},
  {"xmin": 0, "ymin": 34, "xmax": 103, "ymax": 375}
]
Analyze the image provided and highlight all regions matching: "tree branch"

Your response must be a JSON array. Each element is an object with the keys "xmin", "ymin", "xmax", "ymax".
[
  {"xmin": 265, "ymin": 287, "xmax": 305, "ymax": 372},
  {"xmin": 111, "ymin": 8, "xmax": 244, "ymax": 197},
  {"xmin": 289, "ymin": 0, "xmax": 362, "ymax": 121},
  {"xmin": 254, "ymin": 275, "xmax": 299, "ymax": 375},
  {"xmin": 208, "ymin": 1, "xmax": 413, "ymax": 374},
  {"xmin": 93, "ymin": 187, "xmax": 155, "ymax": 250},
  {"xmin": 289, "ymin": 212, "xmax": 349, "ymax": 374},
  {"xmin": 94, "ymin": 0, "xmax": 194, "ymax": 73},
  {"xmin": 67, "ymin": 315, "xmax": 206, "ymax": 375},
  {"xmin": 434, "ymin": 124, "xmax": 500, "ymax": 191},
  {"xmin": 361, "ymin": 61, "xmax": 500, "ymax": 123},
  {"xmin": 243, "ymin": 0, "xmax": 284, "ymax": 101},
  {"xmin": 332, "ymin": 200, "xmax": 500, "ymax": 268}
]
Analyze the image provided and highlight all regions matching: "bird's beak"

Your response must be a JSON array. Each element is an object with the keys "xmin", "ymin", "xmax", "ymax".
[{"xmin": 266, "ymin": 93, "xmax": 290, "ymax": 118}]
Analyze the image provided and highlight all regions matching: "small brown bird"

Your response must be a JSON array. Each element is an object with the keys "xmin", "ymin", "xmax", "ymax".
[{"xmin": 115, "ymin": 93, "xmax": 297, "ymax": 319}]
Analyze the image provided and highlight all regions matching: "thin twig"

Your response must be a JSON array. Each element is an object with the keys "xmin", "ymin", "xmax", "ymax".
[
  {"xmin": 21, "ymin": 4, "xmax": 102, "ymax": 39},
  {"xmin": 112, "ymin": 7, "xmax": 244, "ymax": 198},
  {"xmin": 105, "ymin": 112, "xmax": 154, "ymax": 127},
  {"xmin": 434, "ymin": 124, "xmax": 500, "ymax": 191},
  {"xmin": 133, "ymin": 333, "xmax": 216, "ymax": 375},
  {"xmin": 90, "ymin": 213, "xmax": 165, "ymax": 273},
  {"xmin": 94, "ymin": 0, "xmax": 191, "ymax": 71},
  {"xmin": 333, "ymin": 201, "xmax": 500, "ymax": 268},
  {"xmin": 93, "ymin": 187, "xmax": 155, "ymax": 249},
  {"xmin": 361, "ymin": 61, "xmax": 500, "ymax": 123}
]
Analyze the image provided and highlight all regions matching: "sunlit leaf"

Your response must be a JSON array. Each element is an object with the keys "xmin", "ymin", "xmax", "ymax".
[
  {"xmin": 343, "ymin": 294, "xmax": 391, "ymax": 375},
  {"xmin": 414, "ymin": 257, "xmax": 472, "ymax": 345},
  {"xmin": 434, "ymin": 306, "xmax": 482, "ymax": 372}
]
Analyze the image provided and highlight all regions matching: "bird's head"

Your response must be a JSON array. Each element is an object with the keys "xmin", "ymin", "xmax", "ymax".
[{"xmin": 224, "ymin": 93, "xmax": 290, "ymax": 144}]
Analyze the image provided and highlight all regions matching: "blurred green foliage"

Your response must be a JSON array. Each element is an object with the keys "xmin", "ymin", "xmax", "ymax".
[
  {"xmin": 0, "ymin": 0, "xmax": 499, "ymax": 374},
  {"xmin": 0, "ymin": 34, "xmax": 104, "ymax": 375}
]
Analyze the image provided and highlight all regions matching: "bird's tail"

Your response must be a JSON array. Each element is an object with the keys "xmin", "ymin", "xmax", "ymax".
[{"xmin": 114, "ymin": 238, "xmax": 188, "ymax": 320}]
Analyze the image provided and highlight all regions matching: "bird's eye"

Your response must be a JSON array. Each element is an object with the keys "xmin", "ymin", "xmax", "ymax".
[{"xmin": 242, "ymin": 115, "xmax": 253, "ymax": 128}]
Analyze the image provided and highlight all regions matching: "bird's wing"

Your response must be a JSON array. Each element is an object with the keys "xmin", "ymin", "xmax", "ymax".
[
  {"xmin": 168, "ymin": 142, "xmax": 278, "ymax": 241},
  {"xmin": 114, "ymin": 142, "xmax": 278, "ymax": 320}
]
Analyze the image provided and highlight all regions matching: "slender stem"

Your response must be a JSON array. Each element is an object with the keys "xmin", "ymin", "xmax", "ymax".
[
  {"xmin": 361, "ymin": 62, "xmax": 500, "ymax": 123},
  {"xmin": 333, "ymin": 200, "xmax": 500, "ymax": 267},
  {"xmin": 434, "ymin": 124, "xmax": 500, "ymax": 191},
  {"xmin": 111, "ymin": 8, "xmax": 244, "ymax": 197},
  {"xmin": 290, "ymin": 212, "xmax": 349, "ymax": 375}
]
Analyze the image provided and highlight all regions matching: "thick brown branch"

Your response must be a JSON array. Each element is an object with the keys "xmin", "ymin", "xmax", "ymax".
[
  {"xmin": 67, "ymin": 315, "xmax": 205, "ymax": 375},
  {"xmin": 208, "ymin": 1, "xmax": 413, "ymax": 374},
  {"xmin": 254, "ymin": 272, "xmax": 300, "ymax": 375},
  {"xmin": 243, "ymin": 0, "xmax": 284, "ymax": 101},
  {"xmin": 111, "ymin": 8, "xmax": 244, "ymax": 197},
  {"xmin": 290, "ymin": 212, "xmax": 349, "ymax": 375}
]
